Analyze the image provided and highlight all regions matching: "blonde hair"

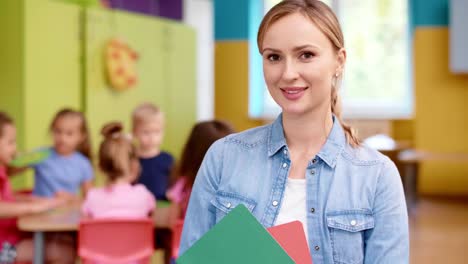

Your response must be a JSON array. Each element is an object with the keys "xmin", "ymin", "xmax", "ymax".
[
  {"xmin": 132, "ymin": 102, "xmax": 162, "ymax": 129},
  {"xmin": 257, "ymin": 0, "xmax": 360, "ymax": 147},
  {"xmin": 99, "ymin": 121, "xmax": 139, "ymax": 182}
]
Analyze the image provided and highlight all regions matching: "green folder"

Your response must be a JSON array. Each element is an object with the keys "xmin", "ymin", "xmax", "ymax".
[{"xmin": 176, "ymin": 204, "xmax": 294, "ymax": 264}]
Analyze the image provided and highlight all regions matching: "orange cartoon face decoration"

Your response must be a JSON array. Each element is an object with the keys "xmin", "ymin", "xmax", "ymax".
[{"xmin": 106, "ymin": 39, "xmax": 139, "ymax": 91}]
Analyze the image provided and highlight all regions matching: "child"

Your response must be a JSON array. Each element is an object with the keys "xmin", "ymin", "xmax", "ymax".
[
  {"xmin": 167, "ymin": 120, "xmax": 234, "ymax": 221},
  {"xmin": 33, "ymin": 108, "xmax": 94, "ymax": 198},
  {"xmin": 132, "ymin": 103, "xmax": 174, "ymax": 201},
  {"xmin": 0, "ymin": 111, "xmax": 75, "ymax": 264},
  {"xmin": 82, "ymin": 122, "xmax": 155, "ymax": 219}
]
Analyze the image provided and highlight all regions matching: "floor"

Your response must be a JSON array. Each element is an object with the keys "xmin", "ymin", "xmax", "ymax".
[{"xmin": 409, "ymin": 198, "xmax": 468, "ymax": 263}]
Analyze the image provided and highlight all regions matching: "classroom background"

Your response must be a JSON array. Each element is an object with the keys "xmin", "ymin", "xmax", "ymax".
[{"xmin": 1, "ymin": 0, "xmax": 467, "ymax": 263}]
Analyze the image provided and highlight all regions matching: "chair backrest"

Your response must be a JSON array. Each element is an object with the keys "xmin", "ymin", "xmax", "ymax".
[
  {"xmin": 78, "ymin": 218, "xmax": 154, "ymax": 264},
  {"xmin": 171, "ymin": 219, "xmax": 184, "ymax": 259}
]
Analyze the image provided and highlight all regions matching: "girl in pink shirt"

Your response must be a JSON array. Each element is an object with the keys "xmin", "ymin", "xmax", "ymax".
[
  {"xmin": 166, "ymin": 120, "xmax": 234, "ymax": 221},
  {"xmin": 0, "ymin": 112, "xmax": 75, "ymax": 264},
  {"xmin": 82, "ymin": 122, "xmax": 155, "ymax": 219}
]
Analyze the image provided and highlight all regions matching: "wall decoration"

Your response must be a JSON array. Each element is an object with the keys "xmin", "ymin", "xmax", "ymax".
[{"xmin": 105, "ymin": 38, "xmax": 139, "ymax": 91}]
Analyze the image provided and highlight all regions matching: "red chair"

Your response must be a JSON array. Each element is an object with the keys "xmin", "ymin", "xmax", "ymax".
[
  {"xmin": 78, "ymin": 219, "xmax": 154, "ymax": 264},
  {"xmin": 171, "ymin": 219, "xmax": 184, "ymax": 260}
]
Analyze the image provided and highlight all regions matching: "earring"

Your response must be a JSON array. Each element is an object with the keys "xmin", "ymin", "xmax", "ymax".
[{"xmin": 335, "ymin": 72, "xmax": 339, "ymax": 77}]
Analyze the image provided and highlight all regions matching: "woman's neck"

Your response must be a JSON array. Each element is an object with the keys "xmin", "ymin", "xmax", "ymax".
[{"xmin": 282, "ymin": 109, "xmax": 333, "ymax": 156}]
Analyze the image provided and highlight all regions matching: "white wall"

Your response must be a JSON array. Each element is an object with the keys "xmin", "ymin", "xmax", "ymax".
[
  {"xmin": 183, "ymin": 0, "xmax": 214, "ymax": 121},
  {"xmin": 450, "ymin": 0, "xmax": 468, "ymax": 73}
]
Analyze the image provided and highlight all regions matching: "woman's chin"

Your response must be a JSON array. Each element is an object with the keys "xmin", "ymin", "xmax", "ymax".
[{"xmin": 280, "ymin": 105, "xmax": 308, "ymax": 117}]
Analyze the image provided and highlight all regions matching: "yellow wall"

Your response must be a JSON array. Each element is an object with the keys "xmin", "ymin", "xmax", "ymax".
[
  {"xmin": 413, "ymin": 28, "xmax": 468, "ymax": 195},
  {"xmin": 24, "ymin": 0, "xmax": 83, "ymax": 149},
  {"xmin": 392, "ymin": 120, "xmax": 414, "ymax": 142},
  {"xmin": 0, "ymin": 1, "xmax": 83, "ymax": 189},
  {"xmin": 214, "ymin": 42, "xmax": 264, "ymax": 131},
  {"xmin": 0, "ymin": 0, "xmax": 24, "ymax": 148}
]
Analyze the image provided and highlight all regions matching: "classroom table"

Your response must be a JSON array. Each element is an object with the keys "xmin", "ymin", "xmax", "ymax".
[
  {"xmin": 379, "ymin": 146, "xmax": 468, "ymax": 212},
  {"xmin": 18, "ymin": 200, "xmax": 171, "ymax": 264},
  {"xmin": 397, "ymin": 149, "xmax": 468, "ymax": 210}
]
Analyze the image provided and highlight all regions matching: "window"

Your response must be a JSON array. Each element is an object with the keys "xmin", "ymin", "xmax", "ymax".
[{"xmin": 253, "ymin": 0, "xmax": 411, "ymax": 119}]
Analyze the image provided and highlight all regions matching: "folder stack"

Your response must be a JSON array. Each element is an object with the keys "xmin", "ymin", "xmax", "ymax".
[{"xmin": 177, "ymin": 204, "xmax": 312, "ymax": 264}]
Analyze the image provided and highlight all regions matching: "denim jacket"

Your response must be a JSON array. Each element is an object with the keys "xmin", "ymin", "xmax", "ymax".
[{"xmin": 179, "ymin": 115, "xmax": 409, "ymax": 264}]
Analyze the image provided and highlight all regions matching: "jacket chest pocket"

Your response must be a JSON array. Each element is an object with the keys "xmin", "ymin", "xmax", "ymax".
[
  {"xmin": 210, "ymin": 191, "xmax": 257, "ymax": 223},
  {"xmin": 327, "ymin": 210, "xmax": 375, "ymax": 264}
]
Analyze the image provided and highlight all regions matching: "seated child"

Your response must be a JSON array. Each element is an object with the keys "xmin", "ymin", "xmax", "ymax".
[
  {"xmin": 33, "ymin": 108, "xmax": 94, "ymax": 199},
  {"xmin": 82, "ymin": 122, "xmax": 155, "ymax": 219},
  {"xmin": 132, "ymin": 103, "xmax": 174, "ymax": 201},
  {"xmin": 167, "ymin": 120, "xmax": 235, "ymax": 221},
  {"xmin": 0, "ymin": 111, "xmax": 75, "ymax": 264}
]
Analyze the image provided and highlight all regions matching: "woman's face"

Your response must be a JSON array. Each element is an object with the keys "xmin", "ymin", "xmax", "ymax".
[{"xmin": 261, "ymin": 12, "xmax": 345, "ymax": 117}]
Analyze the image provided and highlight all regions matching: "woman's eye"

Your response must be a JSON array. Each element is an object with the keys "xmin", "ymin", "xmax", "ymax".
[
  {"xmin": 267, "ymin": 54, "xmax": 280, "ymax": 61},
  {"xmin": 300, "ymin": 52, "xmax": 315, "ymax": 60}
]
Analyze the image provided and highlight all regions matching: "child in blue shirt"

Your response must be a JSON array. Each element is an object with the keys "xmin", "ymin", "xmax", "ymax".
[
  {"xmin": 132, "ymin": 103, "xmax": 174, "ymax": 201},
  {"xmin": 33, "ymin": 108, "xmax": 94, "ymax": 198}
]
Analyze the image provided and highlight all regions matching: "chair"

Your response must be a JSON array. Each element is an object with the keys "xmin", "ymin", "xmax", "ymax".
[
  {"xmin": 171, "ymin": 219, "xmax": 184, "ymax": 260},
  {"xmin": 78, "ymin": 219, "xmax": 154, "ymax": 264}
]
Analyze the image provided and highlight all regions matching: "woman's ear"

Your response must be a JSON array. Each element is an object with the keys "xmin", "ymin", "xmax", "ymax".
[{"xmin": 336, "ymin": 48, "xmax": 346, "ymax": 75}]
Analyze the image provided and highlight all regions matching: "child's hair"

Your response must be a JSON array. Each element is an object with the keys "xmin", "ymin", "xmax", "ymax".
[
  {"xmin": 132, "ymin": 102, "xmax": 162, "ymax": 129},
  {"xmin": 172, "ymin": 120, "xmax": 235, "ymax": 189},
  {"xmin": 99, "ymin": 121, "xmax": 139, "ymax": 182},
  {"xmin": 50, "ymin": 108, "xmax": 92, "ymax": 160},
  {"xmin": 0, "ymin": 112, "xmax": 13, "ymax": 138}
]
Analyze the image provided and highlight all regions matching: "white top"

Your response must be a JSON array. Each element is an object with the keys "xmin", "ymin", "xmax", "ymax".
[{"xmin": 274, "ymin": 178, "xmax": 309, "ymax": 244}]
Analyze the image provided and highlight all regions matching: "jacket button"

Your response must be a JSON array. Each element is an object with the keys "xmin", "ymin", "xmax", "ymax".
[
  {"xmin": 226, "ymin": 202, "xmax": 232, "ymax": 208},
  {"xmin": 315, "ymin": 246, "xmax": 320, "ymax": 251},
  {"xmin": 272, "ymin": 200, "xmax": 279, "ymax": 206},
  {"xmin": 282, "ymin": 163, "xmax": 288, "ymax": 168},
  {"xmin": 310, "ymin": 208, "xmax": 315, "ymax": 213}
]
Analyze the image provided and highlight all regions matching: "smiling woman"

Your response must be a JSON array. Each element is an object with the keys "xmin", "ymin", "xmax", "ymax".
[
  {"xmin": 179, "ymin": 1, "xmax": 409, "ymax": 263},
  {"xmin": 259, "ymin": 12, "xmax": 345, "ymax": 127},
  {"xmin": 257, "ymin": 0, "xmax": 357, "ymax": 148},
  {"xmin": 260, "ymin": 0, "xmax": 411, "ymax": 119}
]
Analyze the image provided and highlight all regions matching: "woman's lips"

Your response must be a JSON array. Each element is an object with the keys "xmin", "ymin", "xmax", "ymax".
[{"xmin": 280, "ymin": 87, "xmax": 308, "ymax": 100}]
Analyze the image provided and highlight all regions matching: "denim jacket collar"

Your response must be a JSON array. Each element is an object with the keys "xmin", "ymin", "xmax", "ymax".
[
  {"xmin": 267, "ymin": 114, "xmax": 288, "ymax": 157},
  {"xmin": 267, "ymin": 113, "xmax": 346, "ymax": 168}
]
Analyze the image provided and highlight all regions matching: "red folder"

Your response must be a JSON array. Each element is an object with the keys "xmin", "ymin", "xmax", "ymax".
[{"xmin": 267, "ymin": 221, "xmax": 313, "ymax": 264}]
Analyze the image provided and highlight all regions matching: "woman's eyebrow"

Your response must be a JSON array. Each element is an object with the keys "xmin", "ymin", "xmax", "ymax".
[
  {"xmin": 261, "ymin": 47, "xmax": 281, "ymax": 53},
  {"xmin": 292, "ymin": 44, "xmax": 320, "ymax": 52}
]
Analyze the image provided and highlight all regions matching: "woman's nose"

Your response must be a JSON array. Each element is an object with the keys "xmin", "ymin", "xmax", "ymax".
[{"xmin": 281, "ymin": 59, "xmax": 300, "ymax": 81}]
